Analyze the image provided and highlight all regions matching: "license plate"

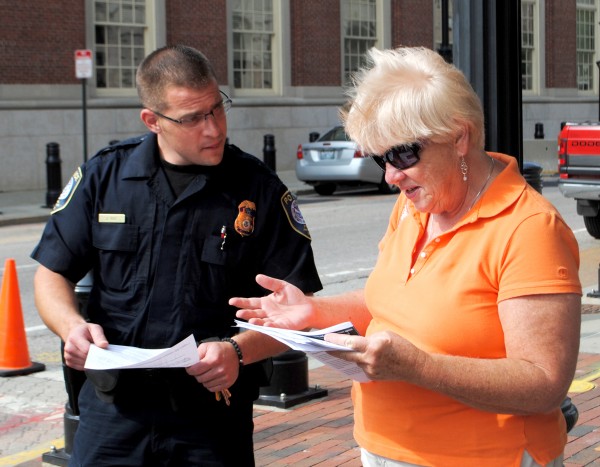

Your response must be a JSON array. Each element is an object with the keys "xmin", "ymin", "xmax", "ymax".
[{"xmin": 320, "ymin": 150, "xmax": 335, "ymax": 160}]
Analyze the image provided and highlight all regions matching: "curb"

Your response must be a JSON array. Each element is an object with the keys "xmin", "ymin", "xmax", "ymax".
[{"xmin": 0, "ymin": 215, "xmax": 51, "ymax": 228}]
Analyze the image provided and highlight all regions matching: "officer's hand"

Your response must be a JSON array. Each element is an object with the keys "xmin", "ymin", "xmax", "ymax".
[
  {"xmin": 186, "ymin": 341, "xmax": 240, "ymax": 393},
  {"xmin": 63, "ymin": 323, "xmax": 108, "ymax": 371}
]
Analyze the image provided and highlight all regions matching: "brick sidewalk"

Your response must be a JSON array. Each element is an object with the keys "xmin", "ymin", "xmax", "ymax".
[
  {"xmin": 253, "ymin": 366, "xmax": 360, "ymax": 467},
  {"xmin": 11, "ymin": 354, "xmax": 600, "ymax": 466},
  {"xmin": 565, "ymin": 352, "xmax": 600, "ymax": 466},
  {"xmin": 252, "ymin": 354, "xmax": 600, "ymax": 467}
]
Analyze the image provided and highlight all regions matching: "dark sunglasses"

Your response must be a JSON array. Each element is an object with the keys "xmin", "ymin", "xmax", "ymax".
[{"xmin": 370, "ymin": 143, "xmax": 422, "ymax": 171}]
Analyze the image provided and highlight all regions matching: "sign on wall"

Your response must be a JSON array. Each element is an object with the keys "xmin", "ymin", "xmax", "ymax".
[{"xmin": 75, "ymin": 49, "xmax": 93, "ymax": 79}]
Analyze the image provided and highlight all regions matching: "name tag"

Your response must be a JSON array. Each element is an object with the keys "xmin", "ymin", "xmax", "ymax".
[{"xmin": 98, "ymin": 213, "xmax": 126, "ymax": 223}]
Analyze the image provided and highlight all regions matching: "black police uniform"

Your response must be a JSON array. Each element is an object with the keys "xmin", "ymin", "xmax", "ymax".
[{"xmin": 31, "ymin": 133, "xmax": 323, "ymax": 466}]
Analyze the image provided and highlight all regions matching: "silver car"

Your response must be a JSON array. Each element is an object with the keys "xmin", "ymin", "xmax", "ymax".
[{"xmin": 295, "ymin": 126, "xmax": 399, "ymax": 196}]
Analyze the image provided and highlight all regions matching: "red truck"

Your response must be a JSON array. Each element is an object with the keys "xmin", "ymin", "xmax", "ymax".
[{"xmin": 558, "ymin": 121, "xmax": 600, "ymax": 238}]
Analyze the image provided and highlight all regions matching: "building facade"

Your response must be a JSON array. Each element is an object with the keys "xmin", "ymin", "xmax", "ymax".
[{"xmin": 0, "ymin": 0, "xmax": 598, "ymax": 191}]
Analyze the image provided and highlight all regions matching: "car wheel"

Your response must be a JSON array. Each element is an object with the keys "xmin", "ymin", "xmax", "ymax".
[
  {"xmin": 377, "ymin": 177, "xmax": 400, "ymax": 194},
  {"xmin": 584, "ymin": 214, "xmax": 600, "ymax": 239},
  {"xmin": 314, "ymin": 184, "xmax": 336, "ymax": 196}
]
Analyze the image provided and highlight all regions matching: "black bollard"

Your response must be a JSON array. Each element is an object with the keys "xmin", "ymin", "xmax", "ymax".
[
  {"xmin": 257, "ymin": 350, "xmax": 328, "ymax": 409},
  {"xmin": 263, "ymin": 134, "xmax": 276, "ymax": 171},
  {"xmin": 45, "ymin": 142, "xmax": 62, "ymax": 208},
  {"xmin": 534, "ymin": 122, "xmax": 544, "ymax": 139},
  {"xmin": 587, "ymin": 263, "xmax": 600, "ymax": 298},
  {"xmin": 42, "ymin": 271, "xmax": 92, "ymax": 465},
  {"xmin": 522, "ymin": 162, "xmax": 543, "ymax": 194},
  {"xmin": 561, "ymin": 396, "xmax": 579, "ymax": 433}
]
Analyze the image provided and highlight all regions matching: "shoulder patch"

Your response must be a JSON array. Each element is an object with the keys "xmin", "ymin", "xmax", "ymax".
[
  {"xmin": 51, "ymin": 167, "xmax": 83, "ymax": 214},
  {"xmin": 281, "ymin": 191, "xmax": 311, "ymax": 240}
]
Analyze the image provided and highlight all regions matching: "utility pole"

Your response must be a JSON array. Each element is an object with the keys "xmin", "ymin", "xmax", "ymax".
[
  {"xmin": 453, "ymin": 0, "xmax": 523, "ymax": 169},
  {"xmin": 438, "ymin": 0, "xmax": 453, "ymax": 63}
]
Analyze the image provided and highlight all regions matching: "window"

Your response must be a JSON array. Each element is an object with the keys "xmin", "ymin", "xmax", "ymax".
[
  {"xmin": 577, "ymin": 0, "xmax": 597, "ymax": 92},
  {"xmin": 232, "ymin": 0, "xmax": 275, "ymax": 91},
  {"xmin": 94, "ymin": 0, "xmax": 148, "ymax": 92},
  {"xmin": 521, "ymin": 0, "xmax": 535, "ymax": 91},
  {"xmin": 342, "ymin": 0, "xmax": 378, "ymax": 85}
]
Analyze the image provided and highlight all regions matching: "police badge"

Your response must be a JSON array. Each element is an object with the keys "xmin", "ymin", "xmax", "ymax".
[{"xmin": 235, "ymin": 200, "xmax": 256, "ymax": 236}]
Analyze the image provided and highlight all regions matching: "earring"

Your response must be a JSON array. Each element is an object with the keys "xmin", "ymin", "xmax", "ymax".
[{"xmin": 460, "ymin": 156, "xmax": 468, "ymax": 182}]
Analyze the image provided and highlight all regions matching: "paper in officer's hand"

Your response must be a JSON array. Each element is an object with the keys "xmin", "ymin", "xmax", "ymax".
[{"xmin": 84, "ymin": 334, "xmax": 199, "ymax": 370}]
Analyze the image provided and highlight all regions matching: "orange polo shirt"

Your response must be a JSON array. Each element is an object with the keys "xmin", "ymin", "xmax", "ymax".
[{"xmin": 354, "ymin": 153, "xmax": 582, "ymax": 466}]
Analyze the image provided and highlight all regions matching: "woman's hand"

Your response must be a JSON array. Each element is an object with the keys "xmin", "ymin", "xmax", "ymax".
[
  {"xmin": 325, "ymin": 331, "xmax": 426, "ymax": 382},
  {"xmin": 229, "ymin": 274, "xmax": 315, "ymax": 330}
]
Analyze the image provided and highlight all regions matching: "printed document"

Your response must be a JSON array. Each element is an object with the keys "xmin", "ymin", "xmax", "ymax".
[
  {"xmin": 84, "ymin": 334, "xmax": 199, "ymax": 370},
  {"xmin": 234, "ymin": 320, "xmax": 371, "ymax": 382}
]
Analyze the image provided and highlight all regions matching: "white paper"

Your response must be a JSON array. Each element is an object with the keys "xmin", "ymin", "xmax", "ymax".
[
  {"xmin": 84, "ymin": 334, "xmax": 199, "ymax": 370},
  {"xmin": 310, "ymin": 351, "xmax": 371, "ymax": 383},
  {"xmin": 234, "ymin": 320, "xmax": 371, "ymax": 382}
]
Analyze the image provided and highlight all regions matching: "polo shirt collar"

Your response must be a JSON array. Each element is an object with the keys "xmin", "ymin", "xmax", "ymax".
[
  {"xmin": 409, "ymin": 152, "xmax": 527, "ymax": 231},
  {"xmin": 473, "ymin": 152, "xmax": 527, "ymax": 220}
]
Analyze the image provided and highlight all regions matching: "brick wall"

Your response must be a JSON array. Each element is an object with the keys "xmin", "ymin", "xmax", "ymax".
[
  {"xmin": 0, "ymin": 1, "xmax": 588, "ymax": 93},
  {"xmin": 545, "ymin": 0, "xmax": 577, "ymax": 89},
  {"xmin": 165, "ymin": 0, "xmax": 228, "ymax": 84},
  {"xmin": 290, "ymin": 0, "xmax": 341, "ymax": 86},
  {"xmin": 0, "ymin": 0, "xmax": 85, "ymax": 84},
  {"xmin": 391, "ymin": 0, "xmax": 433, "ymax": 48}
]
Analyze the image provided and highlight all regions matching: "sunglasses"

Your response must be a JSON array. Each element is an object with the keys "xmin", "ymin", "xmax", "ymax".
[{"xmin": 370, "ymin": 143, "xmax": 422, "ymax": 171}]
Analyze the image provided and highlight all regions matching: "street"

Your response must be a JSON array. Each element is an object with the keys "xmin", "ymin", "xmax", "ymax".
[
  {"xmin": 1, "ymin": 180, "xmax": 599, "ymax": 345},
  {"xmin": 0, "ymin": 180, "xmax": 599, "ymax": 464}
]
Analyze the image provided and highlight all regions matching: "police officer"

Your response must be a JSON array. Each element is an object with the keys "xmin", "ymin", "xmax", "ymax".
[{"xmin": 32, "ymin": 45, "xmax": 322, "ymax": 466}]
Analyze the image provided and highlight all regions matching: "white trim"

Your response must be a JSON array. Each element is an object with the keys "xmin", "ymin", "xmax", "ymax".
[
  {"xmin": 340, "ymin": 0, "xmax": 381, "ymax": 85},
  {"xmin": 576, "ymin": 0, "xmax": 598, "ymax": 95},
  {"xmin": 87, "ymin": 0, "xmax": 164, "ymax": 98},
  {"xmin": 521, "ymin": 0, "xmax": 539, "ymax": 95},
  {"xmin": 228, "ymin": 0, "xmax": 282, "ymax": 96}
]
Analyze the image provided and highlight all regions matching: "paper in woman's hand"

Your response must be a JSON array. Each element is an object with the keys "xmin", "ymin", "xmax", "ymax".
[{"xmin": 234, "ymin": 320, "xmax": 370, "ymax": 382}]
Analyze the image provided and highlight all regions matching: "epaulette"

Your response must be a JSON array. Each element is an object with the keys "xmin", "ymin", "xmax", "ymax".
[
  {"xmin": 226, "ymin": 143, "xmax": 275, "ymax": 177},
  {"xmin": 90, "ymin": 134, "xmax": 147, "ymax": 160}
]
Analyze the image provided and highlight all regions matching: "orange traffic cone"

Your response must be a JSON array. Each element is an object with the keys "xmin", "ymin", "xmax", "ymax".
[{"xmin": 0, "ymin": 258, "xmax": 45, "ymax": 376}]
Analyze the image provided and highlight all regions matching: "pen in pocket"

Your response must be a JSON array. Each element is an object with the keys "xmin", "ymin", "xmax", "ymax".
[{"xmin": 220, "ymin": 225, "xmax": 227, "ymax": 250}]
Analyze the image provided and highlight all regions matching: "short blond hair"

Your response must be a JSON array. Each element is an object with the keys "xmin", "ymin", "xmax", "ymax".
[{"xmin": 341, "ymin": 47, "xmax": 485, "ymax": 154}]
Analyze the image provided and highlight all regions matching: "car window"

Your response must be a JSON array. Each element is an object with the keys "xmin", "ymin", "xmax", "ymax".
[{"xmin": 318, "ymin": 127, "xmax": 349, "ymax": 142}]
